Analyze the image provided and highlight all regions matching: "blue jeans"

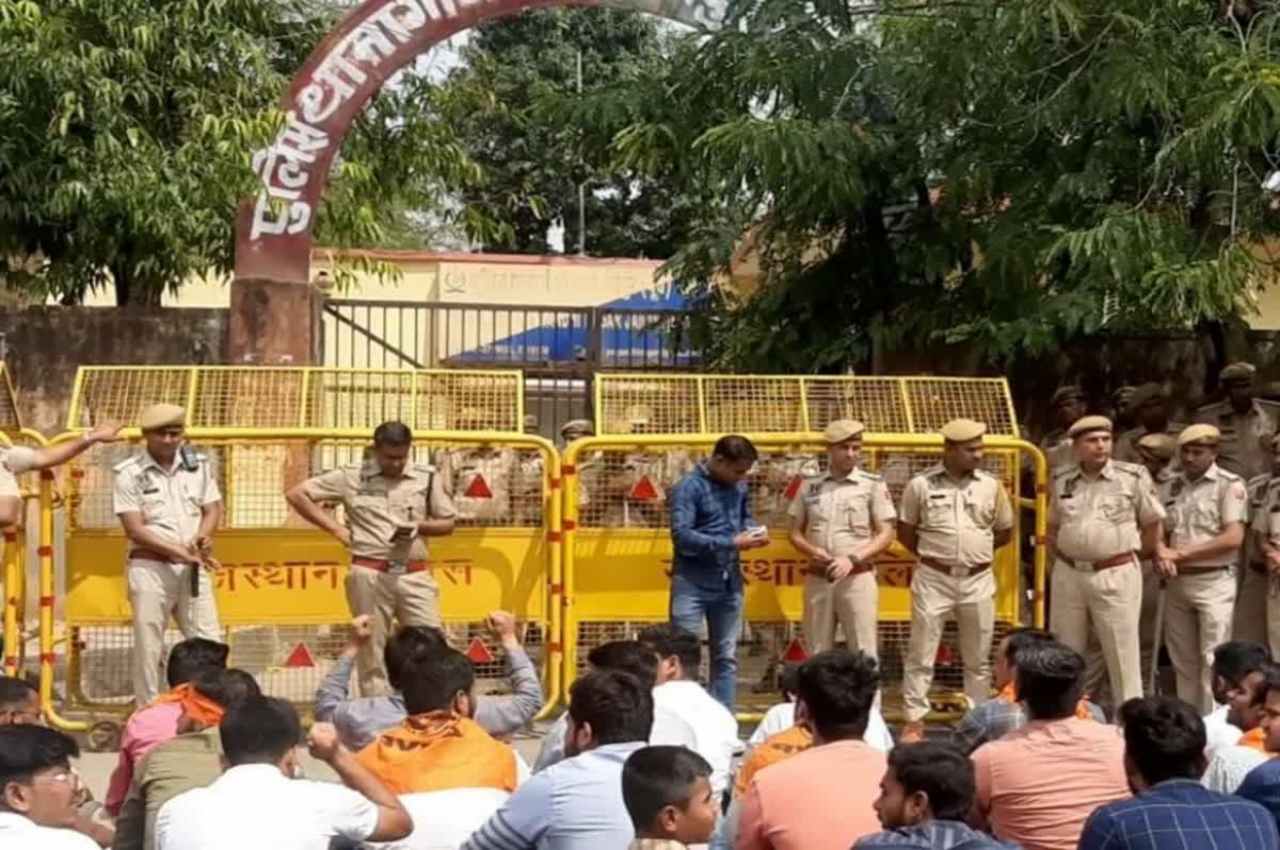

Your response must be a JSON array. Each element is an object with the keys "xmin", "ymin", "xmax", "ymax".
[{"xmin": 669, "ymin": 571, "xmax": 743, "ymax": 709}]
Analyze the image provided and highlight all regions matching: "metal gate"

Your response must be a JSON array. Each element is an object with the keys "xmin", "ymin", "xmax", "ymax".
[{"xmin": 320, "ymin": 300, "xmax": 701, "ymax": 438}]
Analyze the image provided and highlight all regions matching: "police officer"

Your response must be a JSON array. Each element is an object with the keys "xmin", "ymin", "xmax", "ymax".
[
  {"xmin": 898, "ymin": 419, "xmax": 1014, "ymax": 742},
  {"xmin": 436, "ymin": 408, "xmax": 518, "ymax": 524},
  {"xmin": 559, "ymin": 418, "xmax": 603, "ymax": 521},
  {"xmin": 604, "ymin": 405, "xmax": 692, "ymax": 528},
  {"xmin": 1048, "ymin": 415, "xmax": 1164, "ymax": 706},
  {"xmin": 1156, "ymin": 424, "xmax": 1247, "ymax": 713},
  {"xmin": 1114, "ymin": 384, "xmax": 1185, "ymax": 464},
  {"xmin": 1241, "ymin": 434, "xmax": 1280, "ymax": 648},
  {"xmin": 1133, "ymin": 432, "xmax": 1178, "ymax": 690},
  {"xmin": 113, "ymin": 404, "xmax": 221, "ymax": 705},
  {"xmin": 1195, "ymin": 362, "xmax": 1278, "ymax": 480},
  {"xmin": 286, "ymin": 420, "xmax": 456, "ymax": 695},
  {"xmin": 1253, "ymin": 435, "xmax": 1280, "ymax": 656},
  {"xmin": 0, "ymin": 422, "xmax": 121, "ymax": 528},
  {"xmin": 787, "ymin": 419, "xmax": 897, "ymax": 658},
  {"xmin": 1043, "ymin": 386, "xmax": 1088, "ymax": 470}
]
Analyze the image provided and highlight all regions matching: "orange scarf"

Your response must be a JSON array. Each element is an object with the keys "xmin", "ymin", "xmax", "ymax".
[
  {"xmin": 153, "ymin": 683, "xmax": 224, "ymax": 727},
  {"xmin": 733, "ymin": 725, "xmax": 813, "ymax": 799},
  {"xmin": 997, "ymin": 683, "xmax": 1094, "ymax": 720},
  {"xmin": 356, "ymin": 711, "xmax": 518, "ymax": 796},
  {"xmin": 1240, "ymin": 727, "xmax": 1269, "ymax": 753}
]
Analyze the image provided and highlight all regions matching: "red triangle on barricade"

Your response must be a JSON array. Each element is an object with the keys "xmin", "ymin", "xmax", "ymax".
[
  {"xmin": 783, "ymin": 475, "xmax": 804, "ymax": 501},
  {"xmin": 464, "ymin": 474, "xmax": 493, "ymax": 499},
  {"xmin": 629, "ymin": 475, "xmax": 659, "ymax": 501},
  {"xmin": 935, "ymin": 644, "xmax": 955, "ymax": 666},
  {"xmin": 284, "ymin": 642, "xmax": 315, "ymax": 668},
  {"xmin": 782, "ymin": 638, "xmax": 809, "ymax": 663},
  {"xmin": 466, "ymin": 637, "xmax": 496, "ymax": 664}
]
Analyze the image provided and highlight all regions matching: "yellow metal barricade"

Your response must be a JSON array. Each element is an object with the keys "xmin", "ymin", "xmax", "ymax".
[
  {"xmin": 1, "ymin": 428, "xmax": 48, "ymax": 679},
  {"xmin": 44, "ymin": 426, "xmax": 561, "ymax": 734},
  {"xmin": 562, "ymin": 433, "xmax": 1048, "ymax": 721},
  {"xmin": 0, "ymin": 362, "xmax": 21, "ymax": 432}
]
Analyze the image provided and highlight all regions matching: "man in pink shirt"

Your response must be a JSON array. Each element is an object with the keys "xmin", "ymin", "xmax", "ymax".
[
  {"xmin": 971, "ymin": 640, "xmax": 1129, "ymax": 850},
  {"xmin": 104, "ymin": 638, "xmax": 228, "ymax": 815},
  {"xmin": 738, "ymin": 649, "xmax": 886, "ymax": 850}
]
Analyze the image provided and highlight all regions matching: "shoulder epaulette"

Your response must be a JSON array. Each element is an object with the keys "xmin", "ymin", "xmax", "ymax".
[
  {"xmin": 1053, "ymin": 465, "xmax": 1076, "ymax": 479},
  {"xmin": 1218, "ymin": 468, "xmax": 1244, "ymax": 483},
  {"xmin": 856, "ymin": 469, "xmax": 883, "ymax": 481},
  {"xmin": 1111, "ymin": 461, "xmax": 1143, "ymax": 477},
  {"xmin": 412, "ymin": 463, "xmax": 437, "ymax": 476},
  {"xmin": 113, "ymin": 455, "xmax": 141, "ymax": 473}
]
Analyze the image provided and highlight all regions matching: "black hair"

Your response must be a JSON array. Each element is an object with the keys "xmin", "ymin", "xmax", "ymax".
[
  {"xmin": 190, "ymin": 668, "xmax": 262, "ymax": 711},
  {"xmin": 887, "ymin": 742, "xmax": 976, "ymax": 822},
  {"xmin": 373, "ymin": 421, "xmax": 413, "ymax": 447},
  {"xmin": 1118, "ymin": 696, "xmax": 1206, "ymax": 784},
  {"xmin": 778, "ymin": 663, "xmax": 801, "ymax": 700},
  {"xmin": 795, "ymin": 650, "xmax": 879, "ymax": 742},
  {"xmin": 622, "ymin": 746, "xmax": 713, "ymax": 832},
  {"xmin": 1002, "ymin": 628, "xmax": 1055, "ymax": 667},
  {"xmin": 401, "ymin": 647, "xmax": 475, "ymax": 716},
  {"xmin": 568, "ymin": 670, "xmax": 654, "ymax": 747},
  {"xmin": 1255, "ymin": 662, "xmax": 1280, "ymax": 706},
  {"xmin": 0, "ymin": 725, "xmax": 79, "ymax": 787},
  {"xmin": 1015, "ymin": 641, "xmax": 1085, "ymax": 720},
  {"xmin": 219, "ymin": 697, "xmax": 302, "ymax": 766},
  {"xmin": 0, "ymin": 676, "xmax": 37, "ymax": 711},
  {"xmin": 588, "ymin": 641, "xmax": 659, "ymax": 690},
  {"xmin": 637, "ymin": 624, "xmax": 701, "ymax": 676},
  {"xmin": 1213, "ymin": 641, "xmax": 1271, "ymax": 685},
  {"xmin": 712, "ymin": 435, "xmax": 758, "ymax": 464},
  {"xmin": 385, "ymin": 625, "xmax": 448, "ymax": 692},
  {"xmin": 166, "ymin": 638, "xmax": 229, "ymax": 688}
]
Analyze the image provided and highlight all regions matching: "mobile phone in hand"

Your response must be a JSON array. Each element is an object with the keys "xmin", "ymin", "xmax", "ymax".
[{"xmin": 748, "ymin": 525, "xmax": 769, "ymax": 539}]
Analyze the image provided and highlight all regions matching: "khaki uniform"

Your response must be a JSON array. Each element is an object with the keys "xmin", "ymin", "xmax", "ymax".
[
  {"xmin": 1050, "ymin": 460, "xmax": 1164, "ymax": 705},
  {"xmin": 1160, "ymin": 464, "xmax": 1246, "ymax": 712},
  {"xmin": 436, "ymin": 448, "xmax": 516, "ymax": 524},
  {"xmin": 513, "ymin": 451, "xmax": 544, "ymax": 526},
  {"xmin": 302, "ymin": 462, "xmax": 457, "ymax": 696},
  {"xmin": 1255, "ymin": 479, "xmax": 1280, "ymax": 658},
  {"xmin": 899, "ymin": 466, "xmax": 1014, "ymax": 722},
  {"xmin": 754, "ymin": 453, "xmax": 820, "ymax": 528},
  {"xmin": 788, "ymin": 469, "xmax": 897, "ymax": 658},
  {"xmin": 573, "ymin": 451, "xmax": 606, "ymax": 524},
  {"xmin": 1114, "ymin": 424, "xmax": 1187, "ymax": 465},
  {"xmin": 113, "ymin": 451, "xmax": 223, "ymax": 705},
  {"xmin": 1138, "ymin": 466, "xmax": 1177, "ymax": 693},
  {"xmin": 1234, "ymin": 472, "xmax": 1272, "ymax": 645},
  {"xmin": 1194, "ymin": 400, "xmax": 1277, "ymax": 480},
  {"xmin": 603, "ymin": 450, "xmax": 694, "ymax": 528},
  {"xmin": 0, "ymin": 445, "xmax": 35, "ymax": 499}
]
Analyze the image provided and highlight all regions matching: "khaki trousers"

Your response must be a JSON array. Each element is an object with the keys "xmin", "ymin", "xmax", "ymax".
[
  {"xmin": 1235, "ymin": 566, "xmax": 1270, "ymax": 645},
  {"xmin": 1165, "ymin": 567, "xmax": 1237, "ymax": 714},
  {"xmin": 1138, "ymin": 562, "xmax": 1162, "ymax": 696},
  {"xmin": 1050, "ymin": 559, "xmax": 1143, "ymax": 706},
  {"xmin": 345, "ymin": 565, "xmax": 442, "ymax": 696},
  {"xmin": 127, "ymin": 560, "xmax": 221, "ymax": 706},
  {"xmin": 802, "ymin": 570, "xmax": 877, "ymax": 659},
  {"xmin": 902, "ymin": 564, "xmax": 995, "ymax": 723}
]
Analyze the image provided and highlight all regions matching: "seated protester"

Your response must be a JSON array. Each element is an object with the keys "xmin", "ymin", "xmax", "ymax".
[
  {"xmin": 462, "ymin": 670, "xmax": 653, "ymax": 850},
  {"xmin": 356, "ymin": 647, "xmax": 524, "ymax": 850},
  {"xmin": 971, "ymin": 640, "xmax": 1129, "ymax": 850},
  {"xmin": 104, "ymin": 637, "xmax": 229, "ymax": 816},
  {"xmin": 1202, "ymin": 661, "xmax": 1278, "ymax": 793},
  {"xmin": 637, "ymin": 624, "xmax": 740, "ymax": 801},
  {"xmin": 1236, "ymin": 667, "xmax": 1280, "ymax": 829},
  {"xmin": 317, "ymin": 612, "xmax": 543, "ymax": 752},
  {"xmin": 533, "ymin": 639, "xmax": 687, "ymax": 774},
  {"xmin": 0, "ymin": 675, "xmax": 41, "ymax": 726},
  {"xmin": 746, "ymin": 663, "xmax": 893, "ymax": 754},
  {"xmin": 155, "ymin": 697, "xmax": 411, "ymax": 850},
  {"xmin": 952, "ymin": 628, "xmax": 1103, "ymax": 756},
  {"xmin": 1204, "ymin": 641, "xmax": 1271, "ymax": 758},
  {"xmin": 1079, "ymin": 696, "xmax": 1279, "ymax": 850},
  {"xmin": 737, "ymin": 650, "xmax": 886, "ymax": 850},
  {"xmin": 0, "ymin": 725, "xmax": 99, "ymax": 849},
  {"xmin": 113, "ymin": 668, "xmax": 261, "ymax": 850},
  {"xmin": 622, "ymin": 746, "xmax": 718, "ymax": 850},
  {"xmin": 856, "ymin": 742, "xmax": 1015, "ymax": 850}
]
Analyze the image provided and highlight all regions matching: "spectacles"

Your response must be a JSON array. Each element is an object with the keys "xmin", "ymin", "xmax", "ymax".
[{"xmin": 32, "ymin": 770, "xmax": 79, "ymax": 788}]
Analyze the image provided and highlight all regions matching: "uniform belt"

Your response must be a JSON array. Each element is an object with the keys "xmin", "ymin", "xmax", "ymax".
[
  {"xmin": 351, "ymin": 556, "xmax": 430, "ymax": 574},
  {"xmin": 1058, "ymin": 551, "xmax": 1135, "ymax": 571},
  {"xmin": 802, "ymin": 562, "xmax": 875, "ymax": 578},
  {"xmin": 920, "ymin": 557, "xmax": 991, "ymax": 578},
  {"xmin": 129, "ymin": 548, "xmax": 180, "ymax": 564},
  {"xmin": 1177, "ymin": 564, "xmax": 1232, "ymax": 575}
]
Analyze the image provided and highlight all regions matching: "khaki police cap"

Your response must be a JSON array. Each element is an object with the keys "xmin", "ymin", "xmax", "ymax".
[
  {"xmin": 1221, "ymin": 362, "xmax": 1257, "ymax": 384},
  {"xmin": 1135, "ymin": 432, "xmax": 1176, "ymax": 461},
  {"xmin": 1129, "ymin": 383, "xmax": 1167, "ymax": 408},
  {"xmin": 139, "ymin": 403, "xmax": 185, "ymax": 431},
  {"xmin": 1050, "ymin": 385, "xmax": 1086, "ymax": 407},
  {"xmin": 1067, "ymin": 415, "xmax": 1112, "ymax": 440},
  {"xmin": 561, "ymin": 418, "xmax": 594, "ymax": 436},
  {"xmin": 823, "ymin": 419, "xmax": 866, "ymax": 444},
  {"xmin": 940, "ymin": 418, "xmax": 986, "ymax": 443},
  {"xmin": 1178, "ymin": 423, "xmax": 1221, "ymax": 447}
]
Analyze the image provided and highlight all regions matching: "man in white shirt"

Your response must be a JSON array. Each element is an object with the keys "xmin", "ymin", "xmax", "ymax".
[
  {"xmin": 156, "ymin": 696, "xmax": 411, "ymax": 850},
  {"xmin": 0, "ymin": 724, "xmax": 99, "ymax": 849},
  {"xmin": 746, "ymin": 663, "xmax": 893, "ymax": 754},
  {"xmin": 1204, "ymin": 641, "xmax": 1271, "ymax": 758},
  {"xmin": 638, "ymin": 624, "xmax": 741, "ymax": 800}
]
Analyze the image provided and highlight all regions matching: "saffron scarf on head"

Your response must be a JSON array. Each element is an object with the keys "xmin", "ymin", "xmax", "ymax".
[
  {"xmin": 152, "ymin": 683, "xmax": 224, "ymax": 727},
  {"xmin": 733, "ymin": 724, "xmax": 812, "ymax": 800},
  {"xmin": 357, "ymin": 710, "xmax": 519, "ymax": 796},
  {"xmin": 997, "ymin": 683, "xmax": 1094, "ymax": 721}
]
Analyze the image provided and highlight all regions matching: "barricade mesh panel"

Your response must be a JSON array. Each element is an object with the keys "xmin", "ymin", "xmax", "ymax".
[
  {"xmin": 902, "ymin": 378, "xmax": 1018, "ymax": 436},
  {"xmin": 0, "ymin": 363, "xmax": 21, "ymax": 431}
]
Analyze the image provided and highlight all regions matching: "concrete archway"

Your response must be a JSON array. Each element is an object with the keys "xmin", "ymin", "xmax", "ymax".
[{"xmin": 234, "ymin": 0, "xmax": 726, "ymax": 285}]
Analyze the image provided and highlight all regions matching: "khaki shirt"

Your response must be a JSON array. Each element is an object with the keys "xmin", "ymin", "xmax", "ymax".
[
  {"xmin": 1194, "ymin": 400, "xmax": 1277, "ymax": 480},
  {"xmin": 788, "ymin": 468, "xmax": 897, "ymax": 558},
  {"xmin": 1041, "ymin": 428, "xmax": 1073, "ymax": 470},
  {"xmin": 1050, "ymin": 460, "xmax": 1164, "ymax": 562},
  {"xmin": 604, "ymin": 450, "xmax": 694, "ymax": 528},
  {"xmin": 436, "ymin": 448, "xmax": 517, "ymax": 523},
  {"xmin": 113, "ymin": 450, "xmax": 221, "ymax": 552},
  {"xmin": 0, "ymin": 446, "xmax": 36, "ymax": 498},
  {"xmin": 754, "ymin": 453, "xmax": 821, "ymax": 527},
  {"xmin": 1258, "ymin": 478, "xmax": 1280, "ymax": 546},
  {"xmin": 1113, "ymin": 423, "xmax": 1187, "ymax": 464},
  {"xmin": 1160, "ymin": 464, "xmax": 1246, "ymax": 567},
  {"xmin": 900, "ymin": 465, "xmax": 1014, "ymax": 568},
  {"xmin": 302, "ymin": 462, "xmax": 455, "ymax": 561}
]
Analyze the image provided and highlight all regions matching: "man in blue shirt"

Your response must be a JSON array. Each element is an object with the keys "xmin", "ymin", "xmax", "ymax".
[
  {"xmin": 668, "ymin": 435, "xmax": 769, "ymax": 708},
  {"xmin": 1079, "ymin": 695, "xmax": 1279, "ymax": 850}
]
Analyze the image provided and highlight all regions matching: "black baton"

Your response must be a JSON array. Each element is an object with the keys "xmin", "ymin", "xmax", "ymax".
[{"xmin": 190, "ymin": 562, "xmax": 199, "ymax": 597}]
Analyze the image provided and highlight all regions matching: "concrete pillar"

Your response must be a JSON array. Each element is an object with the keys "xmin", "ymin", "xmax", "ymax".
[{"xmin": 227, "ymin": 277, "xmax": 322, "ymax": 366}]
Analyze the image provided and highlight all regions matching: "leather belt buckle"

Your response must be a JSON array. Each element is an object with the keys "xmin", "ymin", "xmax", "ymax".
[{"xmin": 950, "ymin": 565, "xmax": 968, "ymax": 579}]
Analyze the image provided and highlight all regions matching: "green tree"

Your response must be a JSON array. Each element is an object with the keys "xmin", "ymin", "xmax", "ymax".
[{"xmin": 576, "ymin": 0, "xmax": 1280, "ymax": 372}]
